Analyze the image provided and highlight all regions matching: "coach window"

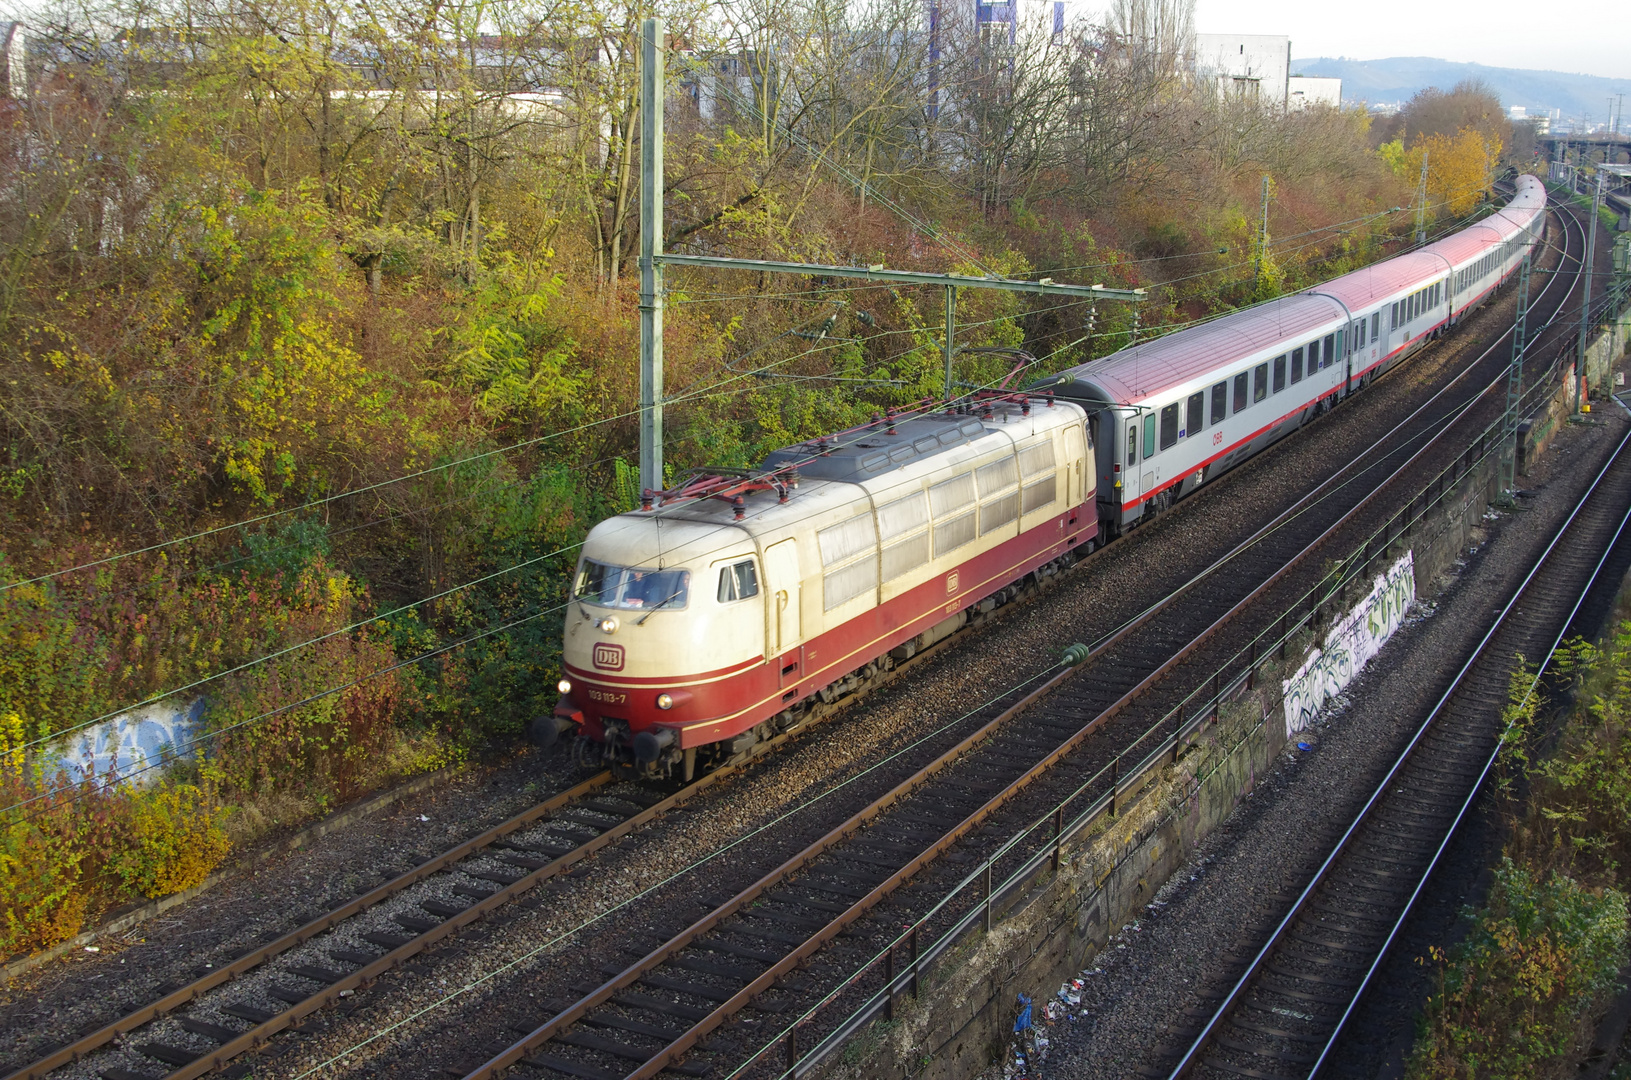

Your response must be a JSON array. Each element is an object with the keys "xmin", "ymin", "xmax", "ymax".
[
  {"xmin": 1186, "ymin": 392, "xmax": 1204, "ymax": 436},
  {"xmin": 1372, "ymin": 311, "xmax": 1380, "ymax": 339},
  {"xmin": 1143, "ymin": 413, "xmax": 1156, "ymax": 458},
  {"xmin": 1335, "ymin": 329, "xmax": 1344, "ymax": 359},
  {"xmin": 1126, "ymin": 425, "xmax": 1137, "ymax": 467},
  {"xmin": 717, "ymin": 559, "xmax": 760, "ymax": 603},
  {"xmin": 1211, "ymin": 382, "xmax": 1228, "ymax": 424},
  {"xmin": 1356, "ymin": 319, "xmax": 1366, "ymax": 348},
  {"xmin": 1272, "ymin": 354, "xmax": 1286, "ymax": 393},
  {"xmin": 1253, "ymin": 363, "xmax": 1268, "ymax": 403},
  {"xmin": 1159, "ymin": 402, "xmax": 1179, "ymax": 450},
  {"xmin": 1290, "ymin": 347, "xmax": 1303, "ymax": 384},
  {"xmin": 1233, "ymin": 372, "xmax": 1248, "ymax": 413},
  {"xmin": 1390, "ymin": 302, "xmax": 1398, "ymax": 330},
  {"xmin": 1323, "ymin": 334, "xmax": 1335, "ymax": 367}
]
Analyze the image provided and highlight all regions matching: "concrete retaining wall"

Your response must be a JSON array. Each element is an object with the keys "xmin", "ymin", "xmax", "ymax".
[
  {"xmin": 1523, "ymin": 306, "xmax": 1631, "ymax": 468},
  {"xmin": 818, "ymin": 407, "xmax": 1510, "ymax": 1080}
]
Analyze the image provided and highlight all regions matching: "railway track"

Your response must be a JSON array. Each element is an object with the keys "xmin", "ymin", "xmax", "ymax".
[
  {"xmin": 439, "ymin": 206, "xmax": 1599, "ymax": 1080},
  {"xmin": 1163, "ymin": 423, "xmax": 1631, "ymax": 1080},
  {"xmin": 5, "ymin": 193, "xmax": 1590, "ymax": 1080}
]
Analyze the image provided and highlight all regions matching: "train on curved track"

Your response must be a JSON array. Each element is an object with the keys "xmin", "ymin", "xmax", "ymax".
[{"xmin": 543, "ymin": 174, "xmax": 1547, "ymax": 780}]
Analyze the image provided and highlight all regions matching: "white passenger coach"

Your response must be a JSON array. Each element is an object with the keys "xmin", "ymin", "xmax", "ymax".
[{"xmin": 1043, "ymin": 173, "xmax": 1546, "ymax": 536}]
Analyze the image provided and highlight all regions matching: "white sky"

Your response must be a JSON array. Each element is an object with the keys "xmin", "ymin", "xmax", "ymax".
[{"xmin": 1192, "ymin": 0, "xmax": 1631, "ymax": 81}]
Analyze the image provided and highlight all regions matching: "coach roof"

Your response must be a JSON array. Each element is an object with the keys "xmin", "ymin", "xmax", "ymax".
[{"xmin": 1039, "ymin": 292, "xmax": 1348, "ymax": 405}]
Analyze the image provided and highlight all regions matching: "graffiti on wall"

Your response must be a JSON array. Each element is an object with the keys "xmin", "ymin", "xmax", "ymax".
[
  {"xmin": 41, "ymin": 698, "xmax": 206, "ymax": 787},
  {"xmin": 1283, "ymin": 552, "xmax": 1416, "ymax": 738}
]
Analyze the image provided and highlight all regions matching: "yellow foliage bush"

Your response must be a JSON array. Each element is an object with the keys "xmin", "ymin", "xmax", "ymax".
[
  {"xmin": 1406, "ymin": 128, "xmax": 1504, "ymax": 218},
  {"xmin": 109, "ymin": 785, "xmax": 232, "ymax": 899}
]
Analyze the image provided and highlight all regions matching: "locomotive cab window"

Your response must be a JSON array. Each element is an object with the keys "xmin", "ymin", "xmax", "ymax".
[
  {"xmin": 576, "ymin": 560, "xmax": 691, "ymax": 611},
  {"xmin": 1159, "ymin": 402, "xmax": 1179, "ymax": 450},
  {"xmin": 1253, "ymin": 363, "xmax": 1268, "ymax": 403},
  {"xmin": 716, "ymin": 559, "xmax": 759, "ymax": 603}
]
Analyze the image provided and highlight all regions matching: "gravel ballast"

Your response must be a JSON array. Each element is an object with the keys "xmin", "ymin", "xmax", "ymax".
[{"xmin": 994, "ymin": 405, "xmax": 1629, "ymax": 1080}]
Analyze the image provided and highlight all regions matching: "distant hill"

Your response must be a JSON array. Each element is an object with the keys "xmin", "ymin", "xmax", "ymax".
[{"xmin": 1290, "ymin": 56, "xmax": 1630, "ymax": 120}]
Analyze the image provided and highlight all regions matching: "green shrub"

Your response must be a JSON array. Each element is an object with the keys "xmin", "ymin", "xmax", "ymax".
[{"xmin": 1408, "ymin": 860, "xmax": 1626, "ymax": 1079}]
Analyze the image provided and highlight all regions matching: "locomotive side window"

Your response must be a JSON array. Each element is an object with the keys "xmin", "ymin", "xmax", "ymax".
[
  {"xmin": 1290, "ymin": 347, "xmax": 1303, "ymax": 384},
  {"xmin": 576, "ymin": 561, "xmax": 691, "ymax": 611},
  {"xmin": 819, "ymin": 514, "xmax": 879, "ymax": 611},
  {"xmin": 976, "ymin": 457, "xmax": 1018, "ymax": 496},
  {"xmin": 1159, "ymin": 403, "xmax": 1179, "ymax": 450},
  {"xmin": 1210, "ymin": 382, "xmax": 1227, "ymax": 425},
  {"xmin": 716, "ymin": 560, "xmax": 759, "ymax": 603},
  {"xmin": 1253, "ymin": 364, "xmax": 1268, "ymax": 403},
  {"xmin": 1018, "ymin": 440, "xmax": 1056, "ymax": 477},
  {"xmin": 1186, "ymin": 392, "xmax": 1203, "ymax": 436},
  {"xmin": 878, "ymin": 493, "xmax": 931, "ymax": 582},
  {"xmin": 1233, "ymin": 372, "xmax": 1248, "ymax": 413},
  {"xmin": 818, "ymin": 514, "xmax": 877, "ymax": 566},
  {"xmin": 1272, "ymin": 355, "xmax": 1286, "ymax": 393},
  {"xmin": 930, "ymin": 474, "xmax": 977, "ymax": 558},
  {"xmin": 878, "ymin": 491, "xmax": 930, "ymax": 540}
]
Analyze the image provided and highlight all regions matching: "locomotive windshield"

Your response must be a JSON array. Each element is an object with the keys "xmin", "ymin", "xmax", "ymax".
[{"xmin": 574, "ymin": 560, "xmax": 691, "ymax": 610}]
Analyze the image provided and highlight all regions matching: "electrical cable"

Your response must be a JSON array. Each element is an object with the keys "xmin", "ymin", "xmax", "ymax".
[
  {"xmin": 0, "ymin": 365, "xmax": 1053, "ymax": 817},
  {"xmin": 285, "ymin": 660, "xmax": 1067, "ymax": 1080},
  {"xmin": 6, "ymin": 185, "xmax": 1542, "ymax": 803}
]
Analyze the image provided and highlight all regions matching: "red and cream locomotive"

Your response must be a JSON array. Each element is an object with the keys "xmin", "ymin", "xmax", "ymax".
[
  {"xmin": 545, "ymin": 397, "xmax": 1096, "ymax": 778},
  {"xmin": 546, "ymin": 174, "xmax": 1548, "ymax": 777}
]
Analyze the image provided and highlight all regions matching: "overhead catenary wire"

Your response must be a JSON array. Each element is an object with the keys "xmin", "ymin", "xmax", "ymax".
[
  {"xmin": 1, "ymin": 181, "xmax": 1560, "ymax": 818},
  {"xmin": 285, "ymin": 660, "xmax": 1066, "ymax": 1080},
  {"xmin": 8, "ymin": 184, "xmax": 1542, "ymax": 765},
  {"xmin": 6, "ymin": 300, "xmax": 1099, "ymax": 764},
  {"xmin": 0, "ymin": 361, "xmax": 1060, "ymax": 816}
]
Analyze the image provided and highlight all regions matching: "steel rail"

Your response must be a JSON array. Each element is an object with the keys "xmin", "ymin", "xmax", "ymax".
[
  {"xmin": 716, "ymin": 193, "xmax": 1601, "ymax": 1080},
  {"xmin": 13, "ymin": 187, "xmax": 1576, "ymax": 1080},
  {"xmin": 1305, "ymin": 432, "xmax": 1631, "ymax": 1072},
  {"xmin": 458, "ymin": 198, "xmax": 1587, "ymax": 1080},
  {"xmin": 0, "ymin": 771, "xmax": 611, "ymax": 1080},
  {"xmin": 1166, "ymin": 422, "xmax": 1631, "ymax": 1080}
]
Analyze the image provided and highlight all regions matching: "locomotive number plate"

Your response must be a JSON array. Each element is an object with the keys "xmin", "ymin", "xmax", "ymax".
[{"xmin": 585, "ymin": 688, "xmax": 628, "ymax": 705}]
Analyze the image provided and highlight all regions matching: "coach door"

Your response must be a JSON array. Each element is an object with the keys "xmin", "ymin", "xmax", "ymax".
[
  {"xmin": 1117, "ymin": 414, "xmax": 1141, "ymax": 504},
  {"xmin": 762, "ymin": 538, "xmax": 802, "ymax": 681}
]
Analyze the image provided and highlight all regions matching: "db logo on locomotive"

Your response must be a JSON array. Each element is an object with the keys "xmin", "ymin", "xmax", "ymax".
[{"xmin": 592, "ymin": 643, "xmax": 625, "ymax": 671}]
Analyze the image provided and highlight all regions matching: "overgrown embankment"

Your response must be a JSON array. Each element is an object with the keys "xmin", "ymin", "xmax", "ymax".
[
  {"xmin": 1406, "ymin": 616, "xmax": 1631, "ymax": 1078},
  {"xmin": 0, "ymin": 3, "xmax": 1523, "ymax": 960}
]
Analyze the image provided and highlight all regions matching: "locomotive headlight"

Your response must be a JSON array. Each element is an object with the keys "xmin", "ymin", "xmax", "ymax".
[
  {"xmin": 656, "ymin": 693, "xmax": 675, "ymax": 710},
  {"xmin": 557, "ymin": 678, "xmax": 572, "ymax": 695},
  {"xmin": 598, "ymin": 616, "xmax": 619, "ymax": 634}
]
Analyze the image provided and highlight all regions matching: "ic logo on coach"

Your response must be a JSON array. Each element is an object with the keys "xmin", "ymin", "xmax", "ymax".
[{"xmin": 592, "ymin": 643, "xmax": 625, "ymax": 671}]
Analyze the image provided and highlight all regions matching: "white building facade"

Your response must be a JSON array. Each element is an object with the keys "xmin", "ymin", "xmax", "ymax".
[
  {"xmin": 1287, "ymin": 75, "xmax": 1341, "ymax": 109},
  {"xmin": 1193, "ymin": 33, "xmax": 1290, "ymax": 107}
]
